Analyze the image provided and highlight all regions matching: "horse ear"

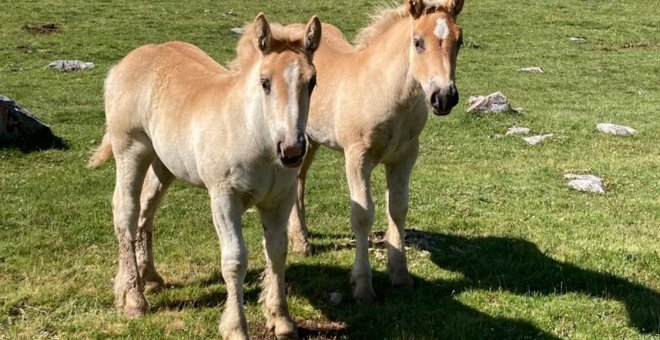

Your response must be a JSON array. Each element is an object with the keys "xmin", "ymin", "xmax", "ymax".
[
  {"xmin": 445, "ymin": 0, "xmax": 464, "ymax": 17},
  {"xmin": 303, "ymin": 16, "xmax": 322, "ymax": 55},
  {"xmin": 253, "ymin": 12, "xmax": 272, "ymax": 53},
  {"xmin": 405, "ymin": 0, "xmax": 424, "ymax": 18}
]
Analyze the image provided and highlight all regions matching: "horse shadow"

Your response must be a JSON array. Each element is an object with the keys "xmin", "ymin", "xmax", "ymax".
[{"xmin": 286, "ymin": 230, "xmax": 659, "ymax": 338}]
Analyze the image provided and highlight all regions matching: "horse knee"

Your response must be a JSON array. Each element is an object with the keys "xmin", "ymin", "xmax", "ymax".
[{"xmin": 351, "ymin": 202, "xmax": 374, "ymax": 231}]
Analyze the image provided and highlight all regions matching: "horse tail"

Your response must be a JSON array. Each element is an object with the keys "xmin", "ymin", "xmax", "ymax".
[{"xmin": 87, "ymin": 132, "xmax": 113, "ymax": 168}]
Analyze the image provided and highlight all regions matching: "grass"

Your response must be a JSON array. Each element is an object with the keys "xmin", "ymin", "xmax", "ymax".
[{"xmin": 1, "ymin": 0, "xmax": 659, "ymax": 338}]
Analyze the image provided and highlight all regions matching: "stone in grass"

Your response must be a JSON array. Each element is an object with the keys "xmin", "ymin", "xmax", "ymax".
[
  {"xmin": 230, "ymin": 27, "xmax": 245, "ymax": 35},
  {"xmin": 569, "ymin": 36, "xmax": 587, "ymax": 42},
  {"xmin": 467, "ymin": 91, "xmax": 510, "ymax": 113},
  {"xmin": 0, "ymin": 96, "xmax": 65, "ymax": 151},
  {"xmin": 518, "ymin": 66, "xmax": 544, "ymax": 73},
  {"xmin": 523, "ymin": 134, "xmax": 553, "ymax": 145},
  {"xmin": 48, "ymin": 60, "xmax": 95, "ymax": 72},
  {"xmin": 564, "ymin": 173, "xmax": 606, "ymax": 194},
  {"xmin": 328, "ymin": 291, "xmax": 342, "ymax": 306},
  {"xmin": 596, "ymin": 123, "xmax": 637, "ymax": 136},
  {"xmin": 506, "ymin": 126, "xmax": 530, "ymax": 135}
]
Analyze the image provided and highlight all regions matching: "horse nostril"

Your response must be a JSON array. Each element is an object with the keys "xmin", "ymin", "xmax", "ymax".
[{"xmin": 431, "ymin": 91, "xmax": 441, "ymax": 109}]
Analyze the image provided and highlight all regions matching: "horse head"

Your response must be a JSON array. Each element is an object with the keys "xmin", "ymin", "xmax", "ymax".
[
  {"xmin": 406, "ymin": 0, "xmax": 464, "ymax": 116},
  {"xmin": 246, "ymin": 13, "xmax": 321, "ymax": 167}
]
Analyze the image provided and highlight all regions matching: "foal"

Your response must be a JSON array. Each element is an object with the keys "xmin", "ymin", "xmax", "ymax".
[
  {"xmin": 89, "ymin": 14, "xmax": 321, "ymax": 339},
  {"xmin": 287, "ymin": 0, "xmax": 464, "ymax": 301}
]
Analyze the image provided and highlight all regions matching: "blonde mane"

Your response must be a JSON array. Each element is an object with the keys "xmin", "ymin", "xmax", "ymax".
[
  {"xmin": 354, "ymin": 4, "xmax": 408, "ymax": 49},
  {"xmin": 229, "ymin": 21, "xmax": 309, "ymax": 73},
  {"xmin": 353, "ymin": 0, "xmax": 455, "ymax": 49}
]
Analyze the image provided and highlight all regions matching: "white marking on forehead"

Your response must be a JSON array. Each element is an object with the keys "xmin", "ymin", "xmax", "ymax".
[
  {"xmin": 284, "ymin": 59, "xmax": 301, "ymax": 126},
  {"xmin": 434, "ymin": 18, "xmax": 449, "ymax": 40}
]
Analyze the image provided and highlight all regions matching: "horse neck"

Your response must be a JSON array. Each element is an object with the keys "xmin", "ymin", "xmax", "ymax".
[{"xmin": 355, "ymin": 18, "xmax": 421, "ymax": 105}]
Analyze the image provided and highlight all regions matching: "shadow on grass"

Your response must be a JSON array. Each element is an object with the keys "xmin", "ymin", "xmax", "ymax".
[
  {"xmin": 428, "ymin": 233, "xmax": 660, "ymax": 334},
  {"xmin": 296, "ymin": 231, "xmax": 659, "ymax": 338}
]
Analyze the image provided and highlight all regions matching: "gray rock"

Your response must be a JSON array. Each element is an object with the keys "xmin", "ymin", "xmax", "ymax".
[
  {"xmin": 48, "ymin": 60, "xmax": 95, "ymax": 72},
  {"xmin": 328, "ymin": 291, "xmax": 342, "ymax": 305},
  {"xmin": 230, "ymin": 27, "xmax": 245, "ymax": 35},
  {"xmin": 506, "ymin": 126, "xmax": 530, "ymax": 135},
  {"xmin": 518, "ymin": 66, "xmax": 544, "ymax": 73},
  {"xmin": 523, "ymin": 134, "xmax": 553, "ymax": 145},
  {"xmin": 564, "ymin": 173, "xmax": 606, "ymax": 194},
  {"xmin": 0, "ymin": 96, "xmax": 65, "ymax": 150},
  {"xmin": 467, "ymin": 91, "xmax": 510, "ymax": 113},
  {"xmin": 596, "ymin": 123, "xmax": 637, "ymax": 136}
]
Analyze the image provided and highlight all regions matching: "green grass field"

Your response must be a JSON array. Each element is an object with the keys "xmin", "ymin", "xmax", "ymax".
[{"xmin": 1, "ymin": 0, "xmax": 659, "ymax": 338}]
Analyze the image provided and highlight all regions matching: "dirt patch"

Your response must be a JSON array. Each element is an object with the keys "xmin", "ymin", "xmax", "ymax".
[
  {"xmin": 22, "ymin": 23, "xmax": 61, "ymax": 35},
  {"xmin": 251, "ymin": 319, "xmax": 347, "ymax": 339},
  {"xmin": 620, "ymin": 42, "xmax": 659, "ymax": 49}
]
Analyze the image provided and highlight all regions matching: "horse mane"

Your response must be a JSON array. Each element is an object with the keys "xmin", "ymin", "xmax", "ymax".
[
  {"xmin": 229, "ymin": 21, "xmax": 308, "ymax": 73},
  {"xmin": 353, "ymin": 0, "xmax": 453, "ymax": 49},
  {"xmin": 354, "ymin": 3, "xmax": 408, "ymax": 49}
]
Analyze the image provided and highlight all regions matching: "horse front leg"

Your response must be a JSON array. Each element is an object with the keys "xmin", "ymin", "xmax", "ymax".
[
  {"xmin": 287, "ymin": 140, "xmax": 318, "ymax": 255},
  {"xmin": 135, "ymin": 158, "xmax": 174, "ymax": 294},
  {"xmin": 384, "ymin": 141, "xmax": 418, "ymax": 289},
  {"xmin": 209, "ymin": 190, "xmax": 248, "ymax": 339},
  {"xmin": 345, "ymin": 145, "xmax": 377, "ymax": 301},
  {"xmin": 259, "ymin": 192, "xmax": 297, "ymax": 339}
]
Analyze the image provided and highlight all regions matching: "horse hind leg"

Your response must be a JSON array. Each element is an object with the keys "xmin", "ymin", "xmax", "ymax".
[
  {"xmin": 111, "ymin": 133, "xmax": 155, "ymax": 317},
  {"xmin": 135, "ymin": 157, "xmax": 174, "ymax": 294},
  {"xmin": 287, "ymin": 140, "xmax": 318, "ymax": 255}
]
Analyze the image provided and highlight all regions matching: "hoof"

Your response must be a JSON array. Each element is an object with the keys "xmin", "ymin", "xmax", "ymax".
[
  {"xmin": 352, "ymin": 284, "xmax": 377, "ymax": 303},
  {"xmin": 390, "ymin": 272, "xmax": 414, "ymax": 290},
  {"xmin": 290, "ymin": 240, "xmax": 313, "ymax": 256},
  {"xmin": 268, "ymin": 316, "xmax": 297, "ymax": 339},
  {"xmin": 122, "ymin": 294, "xmax": 148, "ymax": 318},
  {"xmin": 144, "ymin": 279, "xmax": 165, "ymax": 294}
]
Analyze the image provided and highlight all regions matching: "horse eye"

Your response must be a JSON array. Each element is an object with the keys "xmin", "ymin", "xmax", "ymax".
[
  {"xmin": 260, "ymin": 77, "xmax": 271, "ymax": 95},
  {"xmin": 413, "ymin": 37, "xmax": 425, "ymax": 52},
  {"xmin": 308, "ymin": 75, "xmax": 317, "ymax": 95}
]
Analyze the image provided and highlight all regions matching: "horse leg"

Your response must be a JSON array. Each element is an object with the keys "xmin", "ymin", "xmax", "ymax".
[
  {"xmin": 209, "ymin": 189, "xmax": 248, "ymax": 339},
  {"xmin": 345, "ymin": 145, "xmax": 377, "ymax": 301},
  {"xmin": 135, "ymin": 158, "xmax": 174, "ymax": 294},
  {"xmin": 384, "ymin": 141, "xmax": 418, "ymax": 289},
  {"xmin": 288, "ymin": 140, "xmax": 318, "ymax": 255},
  {"xmin": 259, "ymin": 195, "xmax": 297, "ymax": 339},
  {"xmin": 111, "ymin": 133, "xmax": 154, "ymax": 317}
]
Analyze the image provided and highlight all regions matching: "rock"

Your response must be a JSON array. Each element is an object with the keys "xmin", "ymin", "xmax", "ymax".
[
  {"xmin": 569, "ymin": 36, "xmax": 587, "ymax": 42},
  {"xmin": 467, "ymin": 91, "xmax": 510, "ymax": 113},
  {"xmin": 523, "ymin": 134, "xmax": 553, "ymax": 145},
  {"xmin": 506, "ymin": 126, "xmax": 530, "ymax": 135},
  {"xmin": 48, "ymin": 60, "xmax": 95, "ymax": 72},
  {"xmin": 0, "ymin": 96, "xmax": 65, "ymax": 151},
  {"xmin": 564, "ymin": 173, "xmax": 606, "ymax": 194},
  {"xmin": 596, "ymin": 123, "xmax": 637, "ymax": 136},
  {"xmin": 518, "ymin": 66, "xmax": 544, "ymax": 73},
  {"xmin": 328, "ymin": 291, "xmax": 342, "ymax": 306},
  {"xmin": 230, "ymin": 27, "xmax": 245, "ymax": 35}
]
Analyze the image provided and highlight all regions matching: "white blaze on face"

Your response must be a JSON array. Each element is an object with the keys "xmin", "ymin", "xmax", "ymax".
[
  {"xmin": 283, "ymin": 59, "xmax": 301, "ymax": 130},
  {"xmin": 434, "ymin": 18, "xmax": 449, "ymax": 40}
]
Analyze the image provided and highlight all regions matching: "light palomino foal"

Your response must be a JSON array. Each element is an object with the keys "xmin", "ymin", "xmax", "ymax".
[
  {"xmin": 88, "ymin": 14, "xmax": 321, "ymax": 339},
  {"xmin": 287, "ymin": 0, "xmax": 464, "ymax": 301}
]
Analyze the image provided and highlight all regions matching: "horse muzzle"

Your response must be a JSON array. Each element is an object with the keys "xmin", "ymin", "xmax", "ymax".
[
  {"xmin": 429, "ymin": 83, "xmax": 459, "ymax": 116},
  {"xmin": 277, "ymin": 136, "xmax": 306, "ymax": 168}
]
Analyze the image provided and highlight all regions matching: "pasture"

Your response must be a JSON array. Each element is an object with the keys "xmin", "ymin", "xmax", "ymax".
[{"xmin": 1, "ymin": 0, "xmax": 658, "ymax": 338}]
